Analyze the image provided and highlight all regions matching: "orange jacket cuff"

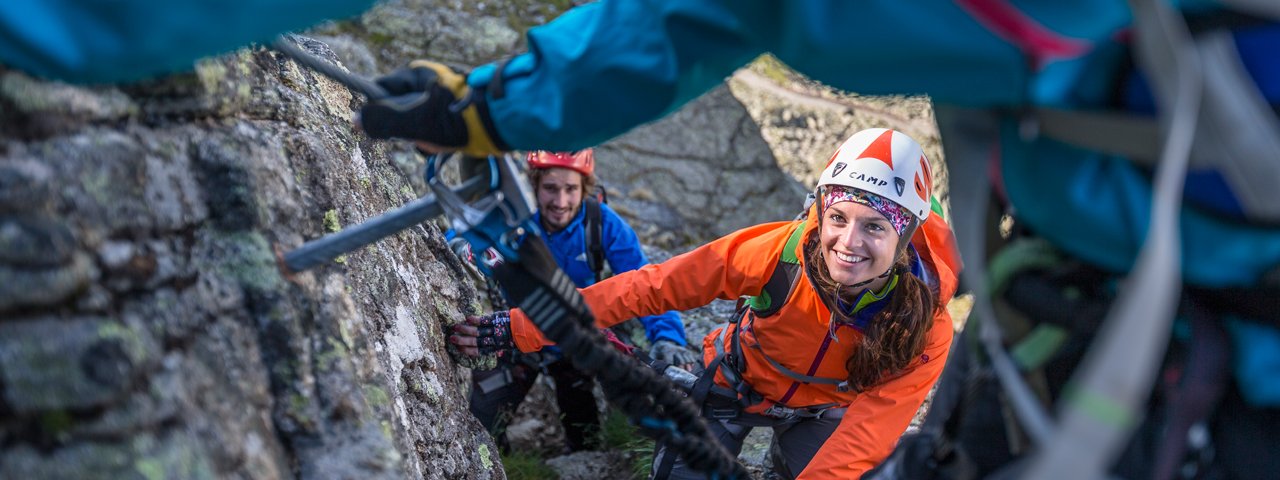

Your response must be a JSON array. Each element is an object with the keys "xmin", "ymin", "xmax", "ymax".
[{"xmin": 509, "ymin": 308, "xmax": 553, "ymax": 353}]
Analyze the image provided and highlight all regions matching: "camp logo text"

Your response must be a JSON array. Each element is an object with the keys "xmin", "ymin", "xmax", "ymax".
[{"xmin": 843, "ymin": 171, "xmax": 888, "ymax": 188}]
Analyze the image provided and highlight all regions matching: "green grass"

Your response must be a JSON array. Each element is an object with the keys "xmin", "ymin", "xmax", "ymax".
[
  {"xmin": 598, "ymin": 410, "xmax": 654, "ymax": 480},
  {"xmin": 749, "ymin": 53, "xmax": 797, "ymax": 84},
  {"xmin": 500, "ymin": 450, "xmax": 558, "ymax": 480},
  {"xmin": 496, "ymin": 408, "xmax": 657, "ymax": 479}
]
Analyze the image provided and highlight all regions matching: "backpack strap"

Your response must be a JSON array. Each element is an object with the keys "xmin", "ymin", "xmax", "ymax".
[
  {"xmin": 594, "ymin": 184, "xmax": 608, "ymax": 204},
  {"xmin": 1031, "ymin": 107, "xmax": 1162, "ymax": 165},
  {"xmin": 582, "ymin": 197, "xmax": 606, "ymax": 283},
  {"xmin": 744, "ymin": 221, "xmax": 806, "ymax": 318},
  {"xmin": 1035, "ymin": 20, "xmax": 1280, "ymax": 223}
]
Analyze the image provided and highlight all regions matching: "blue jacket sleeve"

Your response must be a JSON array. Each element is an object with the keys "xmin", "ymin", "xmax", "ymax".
[
  {"xmin": 467, "ymin": 0, "xmax": 772, "ymax": 151},
  {"xmin": 468, "ymin": 0, "xmax": 1133, "ymax": 150},
  {"xmin": 598, "ymin": 204, "xmax": 688, "ymax": 346},
  {"xmin": 0, "ymin": 0, "xmax": 374, "ymax": 84}
]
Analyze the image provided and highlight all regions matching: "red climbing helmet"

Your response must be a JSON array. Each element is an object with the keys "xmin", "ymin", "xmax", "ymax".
[{"xmin": 526, "ymin": 149, "xmax": 595, "ymax": 177}]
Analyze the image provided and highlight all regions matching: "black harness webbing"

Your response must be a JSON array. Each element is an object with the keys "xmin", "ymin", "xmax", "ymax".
[{"xmin": 582, "ymin": 197, "xmax": 606, "ymax": 283}]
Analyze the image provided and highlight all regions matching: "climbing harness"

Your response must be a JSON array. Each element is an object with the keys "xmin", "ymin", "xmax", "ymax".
[
  {"xmin": 649, "ymin": 219, "xmax": 849, "ymax": 479},
  {"xmin": 271, "ymin": 37, "xmax": 748, "ymax": 479}
]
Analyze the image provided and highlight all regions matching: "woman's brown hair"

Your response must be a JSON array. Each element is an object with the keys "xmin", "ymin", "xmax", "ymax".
[{"xmin": 803, "ymin": 231, "xmax": 938, "ymax": 393}]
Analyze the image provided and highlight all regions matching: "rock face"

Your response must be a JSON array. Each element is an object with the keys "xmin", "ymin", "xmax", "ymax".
[
  {"xmin": 0, "ymin": 36, "xmax": 501, "ymax": 480},
  {"xmin": 596, "ymin": 85, "xmax": 810, "ymax": 248}
]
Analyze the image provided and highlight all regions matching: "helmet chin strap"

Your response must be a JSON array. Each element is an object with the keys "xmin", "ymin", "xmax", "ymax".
[
  {"xmin": 832, "ymin": 265, "xmax": 896, "ymax": 317},
  {"xmin": 839, "ymin": 266, "xmax": 894, "ymax": 292}
]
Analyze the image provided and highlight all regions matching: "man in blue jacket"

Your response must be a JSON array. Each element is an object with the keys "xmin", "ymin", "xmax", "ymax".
[{"xmin": 468, "ymin": 149, "xmax": 695, "ymax": 453}]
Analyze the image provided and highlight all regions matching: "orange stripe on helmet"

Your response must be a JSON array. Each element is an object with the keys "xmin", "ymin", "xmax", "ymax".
[
  {"xmin": 915, "ymin": 155, "xmax": 933, "ymax": 202},
  {"xmin": 857, "ymin": 129, "xmax": 897, "ymax": 169}
]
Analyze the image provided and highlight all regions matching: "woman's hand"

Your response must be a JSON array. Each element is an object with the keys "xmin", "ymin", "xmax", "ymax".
[{"xmin": 449, "ymin": 311, "xmax": 513, "ymax": 357}]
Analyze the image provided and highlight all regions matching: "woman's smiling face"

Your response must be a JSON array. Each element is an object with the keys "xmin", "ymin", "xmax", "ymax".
[{"xmin": 819, "ymin": 200, "xmax": 900, "ymax": 291}]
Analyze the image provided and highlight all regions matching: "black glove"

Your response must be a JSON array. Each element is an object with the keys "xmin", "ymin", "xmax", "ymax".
[
  {"xmin": 473, "ymin": 311, "xmax": 514, "ymax": 356},
  {"xmin": 650, "ymin": 339, "xmax": 701, "ymax": 371},
  {"xmin": 358, "ymin": 60, "xmax": 507, "ymax": 157}
]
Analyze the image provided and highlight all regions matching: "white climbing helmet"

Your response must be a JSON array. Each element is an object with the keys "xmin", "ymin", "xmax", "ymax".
[{"xmin": 816, "ymin": 128, "xmax": 933, "ymax": 222}]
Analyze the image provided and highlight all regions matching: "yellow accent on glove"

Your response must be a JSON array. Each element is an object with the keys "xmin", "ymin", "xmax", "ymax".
[{"xmin": 407, "ymin": 60, "xmax": 502, "ymax": 157}]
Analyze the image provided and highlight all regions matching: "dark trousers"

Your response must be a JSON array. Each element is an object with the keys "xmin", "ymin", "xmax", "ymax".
[
  {"xmin": 469, "ymin": 356, "xmax": 601, "ymax": 452},
  {"xmin": 650, "ymin": 410, "xmax": 843, "ymax": 479}
]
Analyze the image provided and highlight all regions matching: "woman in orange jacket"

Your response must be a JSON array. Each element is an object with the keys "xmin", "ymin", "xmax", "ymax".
[{"xmin": 451, "ymin": 128, "xmax": 961, "ymax": 479}]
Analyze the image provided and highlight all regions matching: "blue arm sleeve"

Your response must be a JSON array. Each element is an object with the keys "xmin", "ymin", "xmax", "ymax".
[
  {"xmin": 469, "ymin": 0, "xmax": 1135, "ymax": 149},
  {"xmin": 598, "ymin": 204, "xmax": 688, "ymax": 346},
  {"xmin": 468, "ymin": 0, "xmax": 772, "ymax": 151},
  {"xmin": 0, "ymin": 0, "xmax": 374, "ymax": 84}
]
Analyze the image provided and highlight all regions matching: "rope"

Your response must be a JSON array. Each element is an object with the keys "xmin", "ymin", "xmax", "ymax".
[{"xmin": 494, "ymin": 237, "xmax": 749, "ymax": 479}]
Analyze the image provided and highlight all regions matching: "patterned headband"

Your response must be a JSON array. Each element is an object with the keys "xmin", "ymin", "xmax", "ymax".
[{"xmin": 821, "ymin": 185, "xmax": 914, "ymax": 236}]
